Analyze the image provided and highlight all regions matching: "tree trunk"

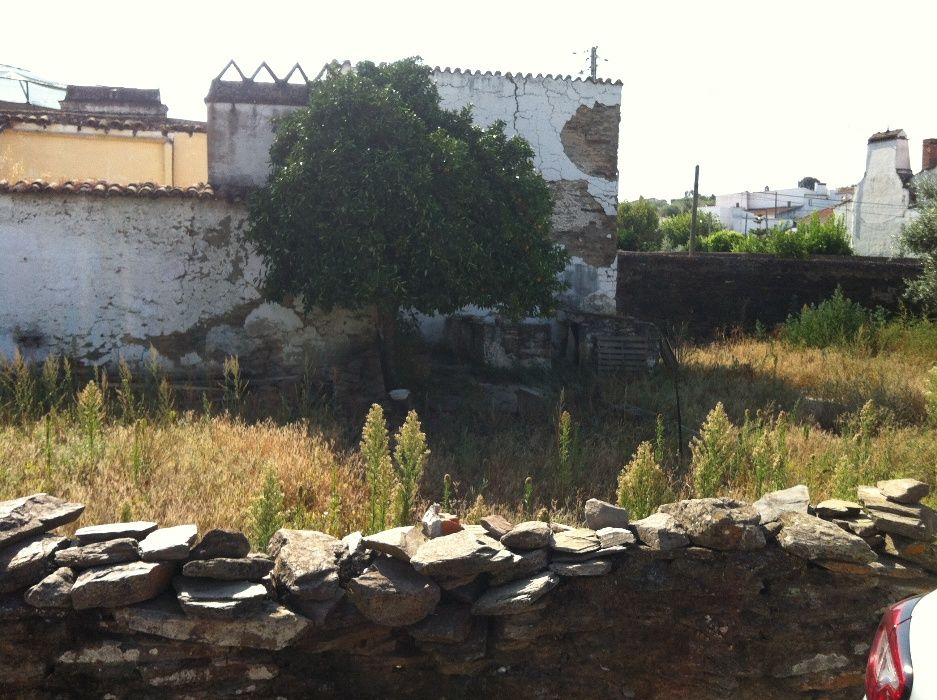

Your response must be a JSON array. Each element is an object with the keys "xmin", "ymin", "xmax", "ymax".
[{"xmin": 376, "ymin": 306, "xmax": 399, "ymax": 394}]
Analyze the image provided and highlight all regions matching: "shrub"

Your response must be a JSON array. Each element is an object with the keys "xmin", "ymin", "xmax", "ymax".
[
  {"xmin": 780, "ymin": 288, "xmax": 883, "ymax": 349},
  {"xmin": 690, "ymin": 402, "xmax": 737, "ymax": 497},
  {"xmin": 731, "ymin": 214, "xmax": 852, "ymax": 257},
  {"xmin": 393, "ymin": 409, "xmax": 429, "ymax": 526},
  {"xmin": 926, "ymin": 367, "xmax": 937, "ymax": 426},
  {"xmin": 616, "ymin": 441, "xmax": 674, "ymax": 519},
  {"xmin": 360, "ymin": 404, "xmax": 395, "ymax": 533},
  {"xmin": 248, "ymin": 469, "xmax": 285, "ymax": 550},
  {"xmin": 700, "ymin": 229, "xmax": 744, "ymax": 252}
]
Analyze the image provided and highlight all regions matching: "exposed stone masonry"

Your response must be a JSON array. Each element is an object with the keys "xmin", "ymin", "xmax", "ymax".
[{"xmin": 2, "ymin": 480, "xmax": 937, "ymax": 698}]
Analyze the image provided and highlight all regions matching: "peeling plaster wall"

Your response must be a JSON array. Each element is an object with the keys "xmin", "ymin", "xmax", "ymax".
[
  {"xmin": 433, "ymin": 70, "xmax": 622, "ymax": 311},
  {"xmin": 0, "ymin": 194, "xmax": 373, "ymax": 374}
]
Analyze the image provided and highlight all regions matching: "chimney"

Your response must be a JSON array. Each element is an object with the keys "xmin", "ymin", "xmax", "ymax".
[{"xmin": 923, "ymin": 139, "xmax": 937, "ymax": 172}]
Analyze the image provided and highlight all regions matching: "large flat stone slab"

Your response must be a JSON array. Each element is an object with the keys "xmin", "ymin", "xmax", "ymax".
[
  {"xmin": 500, "ymin": 521, "xmax": 551, "ymax": 551},
  {"xmin": 74, "ymin": 521, "xmax": 157, "ymax": 545},
  {"xmin": 112, "ymin": 596, "xmax": 310, "ymax": 650},
  {"xmin": 550, "ymin": 559, "xmax": 612, "ymax": 577},
  {"xmin": 0, "ymin": 494, "xmax": 84, "ymax": 549},
  {"xmin": 0, "ymin": 533, "xmax": 68, "ymax": 593},
  {"xmin": 138, "ymin": 525, "xmax": 198, "ymax": 562},
  {"xmin": 660, "ymin": 498, "xmax": 765, "ymax": 551},
  {"xmin": 471, "ymin": 572, "xmax": 559, "ymax": 616},
  {"xmin": 753, "ymin": 485, "xmax": 809, "ymax": 523},
  {"xmin": 71, "ymin": 561, "xmax": 174, "ymax": 609},
  {"xmin": 549, "ymin": 528, "xmax": 600, "ymax": 554},
  {"xmin": 489, "ymin": 549, "xmax": 549, "ymax": 586},
  {"xmin": 632, "ymin": 513, "xmax": 689, "ymax": 551},
  {"xmin": 189, "ymin": 529, "xmax": 251, "ymax": 560},
  {"xmin": 362, "ymin": 526, "xmax": 425, "ymax": 562},
  {"xmin": 410, "ymin": 530, "xmax": 506, "ymax": 580},
  {"xmin": 777, "ymin": 512, "xmax": 876, "ymax": 564},
  {"xmin": 55, "ymin": 538, "xmax": 140, "ymax": 569},
  {"xmin": 584, "ymin": 499, "xmax": 629, "ymax": 530},
  {"xmin": 877, "ymin": 479, "xmax": 931, "ymax": 504},
  {"xmin": 268, "ymin": 529, "xmax": 342, "ymax": 602},
  {"xmin": 173, "ymin": 576, "xmax": 268, "ymax": 619},
  {"xmin": 182, "ymin": 554, "xmax": 273, "ymax": 581},
  {"xmin": 347, "ymin": 557, "xmax": 440, "ymax": 627},
  {"xmin": 815, "ymin": 500, "xmax": 862, "ymax": 520}
]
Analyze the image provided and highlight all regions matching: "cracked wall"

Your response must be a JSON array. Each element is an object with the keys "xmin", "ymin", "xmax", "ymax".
[
  {"xmin": 0, "ymin": 194, "xmax": 374, "ymax": 375},
  {"xmin": 433, "ymin": 70, "xmax": 622, "ymax": 313}
]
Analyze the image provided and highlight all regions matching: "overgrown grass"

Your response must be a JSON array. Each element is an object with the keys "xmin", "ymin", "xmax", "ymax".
[{"xmin": 2, "ymin": 304, "xmax": 937, "ymax": 533}]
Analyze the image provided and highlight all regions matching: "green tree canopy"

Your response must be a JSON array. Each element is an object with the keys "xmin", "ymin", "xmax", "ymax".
[
  {"xmin": 247, "ymin": 58, "xmax": 568, "ymax": 385},
  {"xmin": 616, "ymin": 197, "xmax": 661, "ymax": 251},
  {"xmin": 659, "ymin": 211, "xmax": 723, "ymax": 249},
  {"xmin": 902, "ymin": 174, "xmax": 937, "ymax": 311}
]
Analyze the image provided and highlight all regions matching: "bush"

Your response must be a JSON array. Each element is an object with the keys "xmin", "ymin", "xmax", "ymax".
[
  {"xmin": 248, "ymin": 469, "xmax": 285, "ymax": 550},
  {"xmin": 616, "ymin": 442, "xmax": 674, "ymax": 519},
  {"xmin": 780, "ymin": 288, "xmax": 884, "ymax": 349},
  {"xmin": 690, "ymin": 402, "xmax": 738, "ymax": 497},
  {"xmin": 617, "ymin": 198, "xmax": 661, "ymax": 251},
  {"xmin": 700, "ymin": 229, "xmax": 744, "ymax": 252},
  {"xmin": 732, "ymin": 214, "xmax": 852, "ymax": 257},
  {"xmin": 659, "ymin": 212, "xmax": 723, "ymax": 249}
]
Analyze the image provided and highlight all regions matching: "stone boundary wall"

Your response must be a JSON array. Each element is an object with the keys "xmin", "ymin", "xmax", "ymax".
[
  {"xmin": 3, "ymin": 480, "xmax": 937, "ymax": 698},
  {"xmin": 616, "ymin": 252, "xmax": 922, "ymax": 338},
  {"xmin": 0, "ymin": 192, "xmax": 375, "ymax": 378}
]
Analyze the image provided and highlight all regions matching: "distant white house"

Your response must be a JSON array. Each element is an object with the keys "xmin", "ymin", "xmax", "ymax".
[
  {"xmin": 701, "ymin": 182, "xmax": 845, "ymax": 234},
  {"xmin": 838, "ymin": 129, "xmax": 937, "ymax": 257}
]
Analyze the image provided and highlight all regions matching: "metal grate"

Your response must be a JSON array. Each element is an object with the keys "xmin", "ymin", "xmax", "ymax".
[{"xmin": 594, "ymin": 327, "xmax": 659, "ymax": 373}]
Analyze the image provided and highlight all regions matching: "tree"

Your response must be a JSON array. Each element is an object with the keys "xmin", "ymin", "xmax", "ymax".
[
  {"xmin": 659, "ymin": 211, "xmax": 723, "ymax": 249},
  {"xmin": 616, "ymin": 197, "xmax": 660, "ymax": 251},
  {"xmin": 246, "ymin": 58, "xmax": 568, "ymax": 387},
  {"xmin": 902, "ymin": 174, "xmax": 937, "ymax": 312}
]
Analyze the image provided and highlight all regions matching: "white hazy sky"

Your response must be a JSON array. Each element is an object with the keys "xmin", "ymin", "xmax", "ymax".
[{"xmin": 6, "ymin": 1, "xmax": 937, "ymax": 201}]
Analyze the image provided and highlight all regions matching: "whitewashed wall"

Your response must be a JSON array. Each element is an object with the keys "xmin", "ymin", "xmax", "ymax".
[{"xmin": 0, "ymin": 193, "xmax": 373, "ymax": 373}]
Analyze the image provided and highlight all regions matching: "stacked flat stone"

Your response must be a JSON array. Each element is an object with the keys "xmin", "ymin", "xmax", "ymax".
[
  {"xmin": 858, "ymin": 479, "xmax": 937, "ymax": 573},
  {"xmin": 173, "ymin": 529, "xmax": 274, "ymax": 619}
]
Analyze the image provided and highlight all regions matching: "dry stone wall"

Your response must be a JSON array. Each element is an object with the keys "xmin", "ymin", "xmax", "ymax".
[{"xmin": 3, "ymin": 481, "xmax": 937, "ymax": 698}]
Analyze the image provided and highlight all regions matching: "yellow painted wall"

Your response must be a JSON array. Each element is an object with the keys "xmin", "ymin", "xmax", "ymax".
[{"xmin": 0, "ymin": 127, "xmax": 208, "ymax": 185}]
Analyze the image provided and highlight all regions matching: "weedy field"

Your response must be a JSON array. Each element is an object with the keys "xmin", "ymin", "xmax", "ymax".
[{"xmin": 2, "ymin": 293, "xmax": 936, "ymax": 546}]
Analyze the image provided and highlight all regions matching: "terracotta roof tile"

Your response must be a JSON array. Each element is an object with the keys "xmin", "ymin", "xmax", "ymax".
[
  {"xmin": 0, "ymin": 179, "xmax": 216, "ymax": 199},
  {"xmin": 0, "ymin": 108, "xmax": 204, "ymax": 135}
]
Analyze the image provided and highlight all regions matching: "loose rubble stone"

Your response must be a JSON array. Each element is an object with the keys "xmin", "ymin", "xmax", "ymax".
[
  {"xmin": 753, "ymin": 485, "xmax": 809, "ymax": 523},
  {"xmin": 584, "ymin": 499, "xmax": 629, "ymax": 530},
  {"xmin": 189, "ymin": 529, "xmax": 250, "ymax": 560},
  {"xmin": 815, "ymin": 558, "xmax": 922, "ymax": 579},
  {"xmin": 549, "ymin": 559, "xmax": 612, "ymax": 577},
  {"xmin": 471, "ymin": 572, "xmax": 559, "ymax": 616},
  {"xmin": 347, "ymin": 557, "xmax": 440, "ymax": 627},
  {"xmin": 660, "ymin": 499, "xmax": 766, "ymax": 551},
  {"xmin": 361, "ymin": 526, "xmax": 424, "ymax": 562},
  {"xmin": 596, "ymin": 526, "xmax": 636, "ymax": 548},
  {"xmin": 480, "ymin": 515, "xmax": 514, "ymax": 540},
  {"xmin": 337, "ymin": 532, "xmax": 373, "ymax": 584},
  {"xmin": 877, "ymin": 478, "xmax": 932, "ymax": 504},
  {"xmin": 71, "ymin": 561, "xmax": 174, "ymax": 609},
  {"xmin": 0, "ymin": 533, "xmax": 68, "ymax": 593},
  {"xmin": 489, "ymin": 549, "xmax": 550, "ymax": 586},
  {"xmin": 74, "ymin": 521, "xmax": 157, "ymax": 545},
  {"xmin": 267, "ymin": 529, "xmax": 342, "ymax": 602},
  {"xmin": 549, "ymin": 528, "xmax": 600, "ymax": 555},
  {"xmin": 633, "ymin": 513, "xmax": 689, "ymax": 551},
  {"xmin": 24, "ymin": 567, "xmax": 74, "ymax": 608},
  {"xmin": 138, "ymin": 525, "xmax": 198, "ymax": 562},
  {"xmin": 112, "ymin": 597, "xmax": 310, "ymax": 650},
  {"xmin": 0, "ymin": 494, "xmax": 84, "ymax": 549},
  {"xmin": 500, "ymin": 521, "xmax": 551, "ymax": 551},
  {"xmin": 815, "ymin": 500, "xmax": 862, "ymax": 520},
  {"xmin": 551, "ymin": 545, "xmax": 628, "ymax": 563},
  {"xmin": 421, "ymin": 504, "xmax": 462, "ymax": 539},
  {"xmin": 173, "ymin": 576, "xmax": 268, "ymax": 619},
  {"xmin": 181, "ymin": 554, "xmax": 274, "ymax": 581},
  {"xmin": 408, "ymin": 603, "xmax": 473, "ymax": 643},
  {"xmin": 777, "ymin": 512, "xmax": 876, "ymax": 564},
  {"xmin": 410, "ymin": 530, "xmax": 506, "ymax": 580},
  {"xmin": 55, "ymin": 538, "xmax": 140, "ymax": 569},
  {"xmin": 883, "ymin": 534, "xmax": 937, "ymax": 573}
]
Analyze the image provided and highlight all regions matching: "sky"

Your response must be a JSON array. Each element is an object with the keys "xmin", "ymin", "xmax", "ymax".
[{"xmin": 5, "ymin": 1, "xmax": 937, "ymax": 201}]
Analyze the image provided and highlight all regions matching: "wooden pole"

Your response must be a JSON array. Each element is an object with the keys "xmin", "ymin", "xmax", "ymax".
[{"xmin": 689, "ymin": 165, "xmax": 700, "ymax": 255}]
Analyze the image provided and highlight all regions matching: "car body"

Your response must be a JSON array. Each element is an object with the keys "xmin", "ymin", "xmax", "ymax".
[{"xmin": 864, "ymin": 589, "xmax": 937, "ymax": 700}]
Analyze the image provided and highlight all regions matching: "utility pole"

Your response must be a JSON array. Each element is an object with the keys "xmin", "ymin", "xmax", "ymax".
[
  {"xmin": 590, "ymin": 47, "xmax": 598, "ymax": 80},
  {"xmin": 689, "ymin": 165, "xmax": 700, "ymax": 255}
]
